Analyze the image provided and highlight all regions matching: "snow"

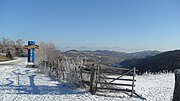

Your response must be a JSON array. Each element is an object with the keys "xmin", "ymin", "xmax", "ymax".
[
  {"xmin": 0, "ymin": 57, "xmax": 27, "ymax": 65},
  {"xmin": 0, "ymin": 58, "xmax": 175, "ymax": 101},
  {"xmin": 135, "ymin": 73, "xmax": 174, "ymax": 101}
]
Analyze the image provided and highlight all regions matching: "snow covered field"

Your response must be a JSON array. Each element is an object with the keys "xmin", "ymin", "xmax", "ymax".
[{"xmin": 0, "ymin": 58, "xmax": 175, "ymax": 101}]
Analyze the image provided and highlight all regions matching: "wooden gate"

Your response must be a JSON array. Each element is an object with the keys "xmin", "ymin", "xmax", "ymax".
[
  {"xmin": 80, "ymin": 63, "xmax": 137, "ymax": 97},
  {"xmin": 94, "ymin": 67, "xmax": 136, "ymax": 96}
]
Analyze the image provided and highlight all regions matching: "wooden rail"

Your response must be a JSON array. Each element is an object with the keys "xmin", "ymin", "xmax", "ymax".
[
  {"xmin": 80, "ymin": 63, "xmax": 138, "ymax": 97},
  {"xmin": 95, "ymin": 67, "xmax": 137, "ymax": 97},
  {"xmin": 96, "ymin": 82, "xmax": 134, "ymax": 87},
  {"xmin": 97, "ymin": 87, "xmax": 134, "ymax": 92},
  {"xmin": 99, "ymin": 76, "xmax": 136, "ymax": 81}
]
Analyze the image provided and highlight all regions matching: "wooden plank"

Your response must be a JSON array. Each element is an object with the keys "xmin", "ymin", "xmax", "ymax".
[
  {"xmin": 83, "ymin": 68, "xmax": 91, "ymax": 71},
  {"xmin": 99, "ymin": 76, "xmax": 136, "ymax": 81},
  {"xmin": 82, "ymin": 80, "xmax": 91, "ymax": 86},
  {"xmin": 96, "ymin": 82, "xmax": 134, "ymax": 87},
  {"xmin": 97, "ymin": 87, "xmax": 134, "ymax": 92},
  {"xmin": 99, "ymin": 69, "xmax": 138, "ymax": 74},
  {"xmin": 108, "ymin": 68, "xmax": 135, "ymax": 83},
  {"xmin": 100, "ymin": 73, "xmax": 134, "ymax": 76},
  {"xmin": 82, "ymin": 70, "xmax": 91, "ymax": 74}
]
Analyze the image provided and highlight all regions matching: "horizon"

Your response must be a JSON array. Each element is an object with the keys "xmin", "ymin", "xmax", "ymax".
[
  {"xmin": 0, "ymin": 0, "xmax": 180, "ymax": 53},
  {"xmin": 48, "ymin": 48, "xmax": 173, "ymax": 54}
]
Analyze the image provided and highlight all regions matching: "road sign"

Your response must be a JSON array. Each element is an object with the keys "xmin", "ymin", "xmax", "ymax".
[{"xmin": 24, "ymin": 41, "xmax": 39, "ymax": 65}]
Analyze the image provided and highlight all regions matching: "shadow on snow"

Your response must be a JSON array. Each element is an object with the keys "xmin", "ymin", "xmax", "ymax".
[{"xmin": 0, "ymin": 66, "xmax": 87, "ymax": 95}]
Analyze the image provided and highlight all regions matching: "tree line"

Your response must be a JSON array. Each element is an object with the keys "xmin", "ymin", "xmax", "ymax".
[{"xmin": 0, "ymin": 37, "xmax": 27, "ymax": 57}]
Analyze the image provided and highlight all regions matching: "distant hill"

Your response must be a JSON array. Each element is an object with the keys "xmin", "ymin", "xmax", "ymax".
[
  {"xmin": 63, "ymin": 50, "xmax": 126, "ymax": 66},
  {"xmin": 95, "ymin": 50, "xmax": 160, "ymax": 59},
  {"xmin": 120, "ymin": 50, "xmax": 180, "ymax": 73},
  {"xmin": 63, "ymin": 50, "xmax": 161, "ymax": 67},
  {"xmin": 129, "ymin": 50, "xmax": 161, "ymax": 59}
]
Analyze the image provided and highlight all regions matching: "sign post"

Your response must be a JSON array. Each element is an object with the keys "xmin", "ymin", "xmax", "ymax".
[{"xmin": 24, "ymin": 41, "xmax": 39, "ymax": 67}]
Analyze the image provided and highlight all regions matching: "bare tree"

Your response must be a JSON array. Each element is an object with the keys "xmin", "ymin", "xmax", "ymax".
[
  {"xmin": 14, "ymin": 39, "xmax": 26, "ymax": 56},
  {"xmin": 1, "ymin": 37, "xmax": 15, "ymax": 55},
  {"xmin": 36, "ymin": 42, "xmax": 61, "ymax": 64},
  {"xmin": 0, "ymin": 37, "xmax": 27, "ymax": 57}
]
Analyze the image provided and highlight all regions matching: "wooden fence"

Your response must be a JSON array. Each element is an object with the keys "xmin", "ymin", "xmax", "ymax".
[
  {"xmin": 38, "ymin": 58, "xmax": 145, "ymax": 98},
  {"xmin": 80, "ymin": 63, "xmax": 137, "ymax": 97}
]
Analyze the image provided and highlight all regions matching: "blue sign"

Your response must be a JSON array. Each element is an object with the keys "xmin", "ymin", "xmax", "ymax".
[{"xmin": 24, "ymin": 41, "xmax": 39, "ymax": 65}]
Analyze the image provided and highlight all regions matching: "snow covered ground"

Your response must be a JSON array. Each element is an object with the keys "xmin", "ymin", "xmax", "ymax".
[
  {"xmin": 0, "ymin": 57, "xmax": 27, "ymax": 65},
  {"xmin": 0, "ymin": 58, "xmax": 175, "ymax": 101}
]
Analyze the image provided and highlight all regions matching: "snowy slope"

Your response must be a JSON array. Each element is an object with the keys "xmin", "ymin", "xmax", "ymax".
[{"xmin": 0, "ymin": 58, "xmax": 175, "ymax": 101}]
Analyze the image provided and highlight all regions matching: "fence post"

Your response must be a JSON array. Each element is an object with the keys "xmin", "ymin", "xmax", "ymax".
[
  {"xmin": 173, "ymin": 69, "xmax": 180, "ymax": 101},
  {"xmin": 131, "ymin": 67, "xmax": 136, "ymax": 97},
  {"xmin": 80, "ymin": 66, "xmax": 83, "ymax": 81},
  {"xmin": 90, "ymin": 67, "xmax": 96, "ymax": 94},
  {"xmin": 57, "ymin": 60, "xmax": 60, "ymax": 78},
  {"xmin": 94, "ymin": 63, "xmax": 99, "ymax": 93},
  {"xmin": 44, "ymin": 61, "xmax": 47, "ymax": 73}
]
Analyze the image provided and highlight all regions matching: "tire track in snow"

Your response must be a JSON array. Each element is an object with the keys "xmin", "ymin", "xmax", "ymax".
[
  {"xmin": 0, "ymin": 65, "xmax": 19, "ymax": 101},
  {"xmin": 0, "ymin": 65, "xmax": 31, "ymax": 101}
]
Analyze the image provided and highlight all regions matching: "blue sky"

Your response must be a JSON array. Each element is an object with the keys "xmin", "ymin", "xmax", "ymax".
[{"xmin": 0, "ymin": 0, "xmax": 180, "ymax": 52}]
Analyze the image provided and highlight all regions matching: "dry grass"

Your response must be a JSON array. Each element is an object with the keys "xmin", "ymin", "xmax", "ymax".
[{"xmin": 0, "ymin": 55, "xmax": 11, "ymax": 62}]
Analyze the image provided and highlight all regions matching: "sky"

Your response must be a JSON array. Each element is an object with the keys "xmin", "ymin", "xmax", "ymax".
[{"xmin": 0, "ymin": 0, "xmax": 180, "ymax": 52}]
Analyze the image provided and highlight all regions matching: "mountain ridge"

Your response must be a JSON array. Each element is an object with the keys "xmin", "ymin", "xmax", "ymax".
[{"xmin": 63, "ymin": 49, "xmax": 161, "ymax": 66}]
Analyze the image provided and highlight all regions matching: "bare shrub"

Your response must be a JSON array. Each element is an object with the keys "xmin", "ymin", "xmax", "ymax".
[
  {"xmin": 63, "ymin": 57, "xmax": 83, "ymax": 85},
  {"xmin": 36, "ymin": 42, "xmax": 61, "ymax": 74},
  {"xmin": 35, "ymin": 42, "xmax": 61, "ymax": 64},
  {"xmin": 36, "ymin": 42, "xmax": 84, "ymax": 86}
]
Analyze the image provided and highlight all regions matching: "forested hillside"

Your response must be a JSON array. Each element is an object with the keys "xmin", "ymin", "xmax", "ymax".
[{"xmin": 120, "ymin": 50, "xmax": 180, "ymax": 73}]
